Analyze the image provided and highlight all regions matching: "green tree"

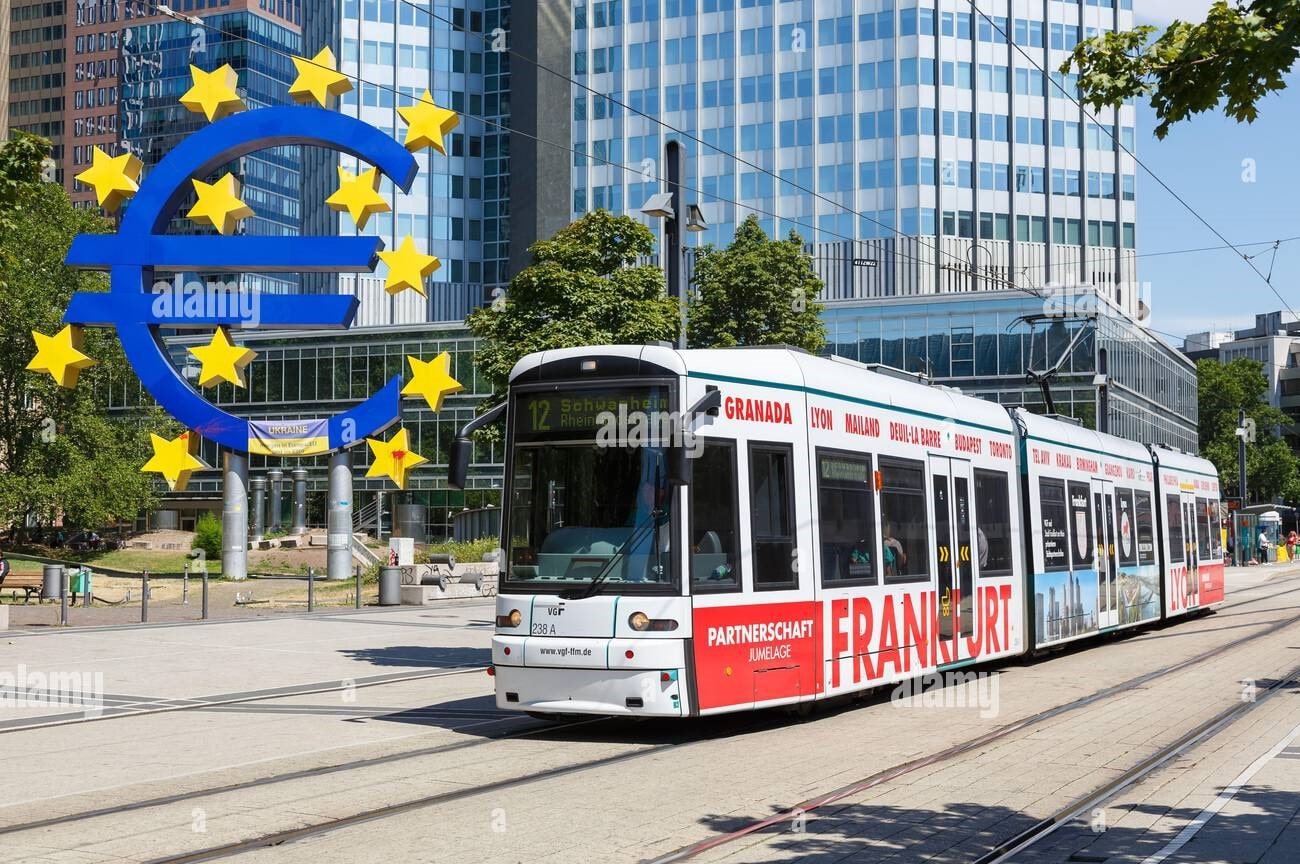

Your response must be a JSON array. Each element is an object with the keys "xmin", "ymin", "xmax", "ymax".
[
  {"xmin": 1065, "ymin": 1, "xmax": 1300, "ymax": 139},
  {"xmin": 1195, "ymin": 357, "xmax": 1300, "ymax": 504},
  {"xmin": 467, "ymin": 209, "xmax": 680, "ymax": 401},
  {"xmin": 0, "ymin": 132, "xmax": 162, "ymax": 539},
  {"xmin": 685, "ymin": 215, "xmax": 827, "ymax": 353},
  {"xmin": 192, "ymin": 512, "xmax": 223, "ymax": 561}
]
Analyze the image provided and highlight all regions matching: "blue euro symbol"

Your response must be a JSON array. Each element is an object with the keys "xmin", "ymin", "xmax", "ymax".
[{"xmin": 63, "ymin": 107, "xmax": 417, "ymax": 453}]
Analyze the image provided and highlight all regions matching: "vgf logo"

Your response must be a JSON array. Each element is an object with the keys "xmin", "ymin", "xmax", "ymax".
[{"xmin": 61, "ymin": 107, "xmax": 418, "ymax": 454}]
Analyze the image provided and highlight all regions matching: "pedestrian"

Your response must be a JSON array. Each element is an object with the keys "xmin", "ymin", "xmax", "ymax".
[
  {"xmin": 1257, "ymin": 528, "xmax": 1271, "ymax": 564},
  {"xmin": 387, "ymin": 547, "xmax": 398, "ymax": 566},
  {"xmin": 0, "ymin": 551, "xmax": 9, "ymax": 585}
]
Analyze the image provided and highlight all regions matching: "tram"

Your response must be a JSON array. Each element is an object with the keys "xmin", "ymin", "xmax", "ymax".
[{"xmin": 453, "ymin": 344, "xmax": 1223, "ymax": 718}]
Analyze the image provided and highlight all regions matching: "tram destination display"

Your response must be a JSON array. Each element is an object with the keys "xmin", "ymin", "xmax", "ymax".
[{"xmin": 514, "ymin": 387, "xmax": 670, "ymax": 441}]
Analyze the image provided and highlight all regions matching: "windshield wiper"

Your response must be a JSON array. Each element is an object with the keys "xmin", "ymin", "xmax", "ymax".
[{"xmin": 558, "ymin": 509, "xmax": 666, "ymax": 600}]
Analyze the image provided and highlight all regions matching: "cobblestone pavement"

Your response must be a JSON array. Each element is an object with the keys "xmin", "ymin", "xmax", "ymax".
[{"xmin": 0, "ymin": 567, "xmax": 1296, "ymax": 863}]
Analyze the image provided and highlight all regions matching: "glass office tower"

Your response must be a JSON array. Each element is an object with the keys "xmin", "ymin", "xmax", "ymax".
[
  {"xmin": 120, "ymin": 4, "xmax": 303, "ymax": 294},
  {"xmin": 572, "ymin": 0, "xmax": 1141, "ymax": 316},
  {"xmin": 302, "ymin": 0, "xmax": 511, "ymax": 323}
]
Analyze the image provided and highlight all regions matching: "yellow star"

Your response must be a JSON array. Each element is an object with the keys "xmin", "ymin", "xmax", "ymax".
[
  {"xmin": 397, "ymin": 90, "xmax": 459, "ymax": 155},
  {"xmin": 141, "ymin": 431, "xmax": 207, "ymax": 492},
  {"xmin": 187, "ymin": 173, "xmax": 255, "ymax": 235},
  {"xmin": 326, "ymin": 166, "xmax": 390, "ymax": 230},
  {"xmin": 27, "ymin": 325, "xmax": 97, "ymax": 389},
  {"xmin": 401, "ymin": 352, "xmax": 464, "ymax": 412},
  {"xmin": 365, "ymin": 428, "xmax": 427, "ymax": 490},
  {"xmin": 288, "ymin": 47, "xmax": 352, "ymax": 107},
  {"xmin": 178, "ymin": 64, "xmax": 246, "ymax": 122},
  {"xmin": 74, "ymin": 147, "xmax": 142, "ymax": 212},
  {"xmin": 377, "ymin": 235, "xmax": 440, "ymax": 296},
  {"xmin": 187, "ymin": 327, "xmax": 258, "ymax": 389}
]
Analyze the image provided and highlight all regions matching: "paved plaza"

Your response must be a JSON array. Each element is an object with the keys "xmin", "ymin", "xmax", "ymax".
[{"xmin": 0, "ymin": 568, "xmax": 1296, "ymax": 863}]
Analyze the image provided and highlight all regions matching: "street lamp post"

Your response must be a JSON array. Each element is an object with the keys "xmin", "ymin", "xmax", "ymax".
[{"xmin": 641, "ymin": 140, "xmax": 707, "ymax": 350}]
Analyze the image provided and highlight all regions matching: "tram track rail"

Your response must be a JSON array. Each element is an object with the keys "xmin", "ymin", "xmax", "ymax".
[
  {"xmin": 98, "ymin": 579, "xmax": 1300, "ymax": 864},
  {"xmin": 974, "ymin": 668, "xmax": 1300, "ymax": 864},
  {"xmin": 0, "ymin": 665, "xmax": 485, "ymax": 735}
]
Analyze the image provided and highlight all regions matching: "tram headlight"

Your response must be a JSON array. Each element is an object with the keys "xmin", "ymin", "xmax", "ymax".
[
  {"xmin": 496, "ymin": 609, "xmax": 522, "ymax": 628},
  {"xmin": 628, "ymin": 612, "xmax": 679, "ymax": 632}
]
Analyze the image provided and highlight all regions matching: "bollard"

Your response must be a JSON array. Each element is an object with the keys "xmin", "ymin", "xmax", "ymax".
[
  {"xmin": 142, "ymin": 570, "xmax": 149, "ymax": 623},
  {"xmin": 355, "ymin": 564, "xmax": 362, "ymax": 609},
  {"xmin": 307, "ymin": 566, "xmax": 315, "ymax": 612},
  {"xmin": 182, "ymin": 567, "xmax": 190, "ymax": 606},
  {"xmin": 202, "ymin": 569, "xmax": 209, "ymax": 620},
  {"xmin": 60, "ymin": 566, "xmax": 68, "ymax": 627}
]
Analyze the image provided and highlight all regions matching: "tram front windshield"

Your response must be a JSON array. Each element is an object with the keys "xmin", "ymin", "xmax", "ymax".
[{"xmin": 506, "ymin": 386, "xmax": 675, "ymax": 591}]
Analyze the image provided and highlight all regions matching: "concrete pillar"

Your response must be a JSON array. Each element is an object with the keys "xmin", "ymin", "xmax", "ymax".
[
  {"xmin": 222, "ymin": 451, "xmax": 249, "ymax": 581},
  {"xmin": 327, "ymin": 451, "xmax": 353, "ymax": 581},
  {"xmin": 292, "ymin": 468, "xmax": 308, "ymax": 535},
  {"xmin": 268, "ymin": 468, "xmax": 283, "ymax": 532},
  {"xmin": 250, "ymin": 477, "xmax": 266, "ymax": 543}
]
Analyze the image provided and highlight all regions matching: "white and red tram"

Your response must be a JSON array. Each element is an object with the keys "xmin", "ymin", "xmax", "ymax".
[{"xmin": 469, "ymin": 345, "xmax": 1222, "ymax": 718}]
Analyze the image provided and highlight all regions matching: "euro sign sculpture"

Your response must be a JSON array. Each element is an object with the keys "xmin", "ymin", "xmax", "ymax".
[{"xmin": 63, "ymin": 106, "xmax": 415, "ymax": 455}]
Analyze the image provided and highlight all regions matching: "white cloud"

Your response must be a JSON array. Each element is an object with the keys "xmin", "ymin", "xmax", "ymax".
[{"xmin": 1136, "ymin": 0, "xmax": 1218, "ymax": 26}]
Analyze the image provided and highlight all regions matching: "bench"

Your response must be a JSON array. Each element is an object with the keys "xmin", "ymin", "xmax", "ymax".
[{"xmin": 0, "ymin": 573, "xmax": 44, "ymax": 603}]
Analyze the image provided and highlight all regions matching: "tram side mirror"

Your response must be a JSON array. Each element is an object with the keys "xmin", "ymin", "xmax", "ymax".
[
  {"xmin": 448, "ymin": 435, "xmax": 472, "ymax": 491},
  {"xmin": 448, "ymin": 402, "xmax": 507, "ymax": 491},
  {"xmin": 668, "ymin": 439, "xmax": 692, "ymax": 488},
  {"xmin": 667, "ymin": 388, "xmax": 722, "ymax": 487}
]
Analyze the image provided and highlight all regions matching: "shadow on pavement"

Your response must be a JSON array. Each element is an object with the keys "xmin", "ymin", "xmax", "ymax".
[
  {"xmin": 682, "ymin": 784, "xmax": 1300, "ymax": 864},
  {"xmin": 338, "ymin": 645, "xmax": 491, "ymax": 668}
]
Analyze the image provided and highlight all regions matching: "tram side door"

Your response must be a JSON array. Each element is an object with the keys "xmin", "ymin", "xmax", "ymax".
[
  {"xmin": 1182, "ymin": 492, "xmax": 1200, "ymax": 607},
  {"xmin": 930, "ymin": 456, "xmax": 976, "ymax": 644},
  {"xmin": 1094, "ymin": 480, "xmax": 1118, "ymax": 629}
]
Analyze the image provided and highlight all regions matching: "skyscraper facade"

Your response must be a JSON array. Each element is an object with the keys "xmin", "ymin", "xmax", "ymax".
[
  {"xmin": 571, "ymin": 0, "xmax": 1140, "ymax": 316},
  {"xmin": 119, "ymin": 1, "xmax": 304, "ymax": 293},
  {"xmin": 300, "ymin": 0, "xmax": 512, "ymax": 323},
  {"xmin": 9, "ymin": 0, "xmax": 68, "ymax": 178}
]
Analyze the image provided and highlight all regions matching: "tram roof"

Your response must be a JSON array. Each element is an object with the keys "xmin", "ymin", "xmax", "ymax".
[
  {"xmin": 1015, "ymin": 408, "xmax": 1154, "ymax": 465},
  {"xmin": 1149, "ymin": 443, "xmax": 1220, "ymax": 480},
  {"xmin": 510, "ymin": 344, "xmax": 1017, "ymax": 436}
]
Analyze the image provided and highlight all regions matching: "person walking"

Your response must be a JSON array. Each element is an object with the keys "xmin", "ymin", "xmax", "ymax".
[{"xmin": 1288, "ymin": 530, "xmax": 1298, "ymax": 562}]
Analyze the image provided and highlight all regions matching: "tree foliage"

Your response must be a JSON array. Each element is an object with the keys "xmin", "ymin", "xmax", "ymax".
[
  {"xmin": 467, "ymin": 209, "xmax": 680, "ymax": 401},
  {"xmin": 686, "ymin": 215, "xmax": 827, "ymax": 353},
  {"xmin": 0, "ymin": 133, "xmax": 162, "ymax": 538},
  {"xmin": 1196, "ymin": 358, "xmax": 1300, "ymax": 505},
  {"xmin": 1065, "ymin": 1, "xmax": 1300, "ymax": 139}
]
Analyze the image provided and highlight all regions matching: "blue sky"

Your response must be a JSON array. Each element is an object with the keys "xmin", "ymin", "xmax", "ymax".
[{"xmin": 1135, "ymin": 1, "xmax": 1300, "ymax": 339}]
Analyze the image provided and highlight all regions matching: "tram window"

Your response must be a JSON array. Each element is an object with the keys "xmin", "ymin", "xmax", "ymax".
[
  {"xmin": 690, "ymin": 440, "xmax": 741, "ymax": 592},
  {"xmin": 750, "ymin": 443, "xmax": 798, "ymax": 590},
  {"xmin": 1166, "ymin": 494, "xmax": 1184, "ymax": 563},
  {"xmin": 879, "ymin": 457, "xmax": 929, "ymax": 583},
  {"xmin": 1116, "ymin": 489, "xmax": 1138, "ymax": 566},
  {"xmin": 817, "ymin": 450, "xmax": 877, "ymax": 587},
  {"xmin": 973, "ymin": 469, "xmax": 1013, "ymax": 577},
  {"xmin": 1135, "ymin": 491, "xmax": 1156, "ymax": 565},
  {"xmin": 1068, "ymin": 481, "xmax": 1093, "ymax": 570},
  {"xmin": 1039, "ymin": 478, "xmax": 1070, "ymax": 572},
  {"xmin": 1203, "ymin": 498, "xmax": 1221, "ymax": 560},
  {"xmin": 1195, "ymin": 497, "xmax": 1212, "ymax": 560}
]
